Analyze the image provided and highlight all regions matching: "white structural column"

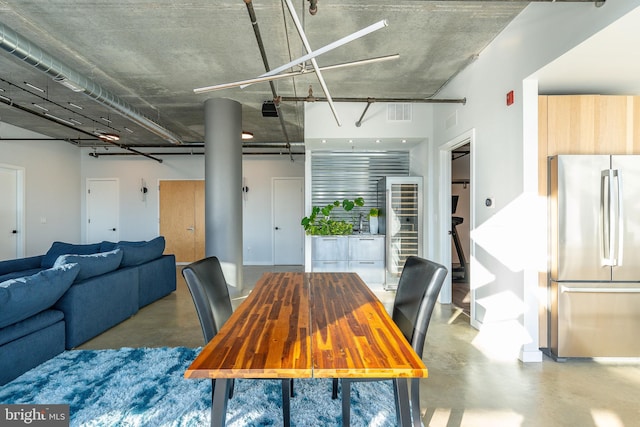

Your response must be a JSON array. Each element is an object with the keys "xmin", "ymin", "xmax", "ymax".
[{"xmin": 204, "ymin": 98, "xmax": 243, "ymax": 291}]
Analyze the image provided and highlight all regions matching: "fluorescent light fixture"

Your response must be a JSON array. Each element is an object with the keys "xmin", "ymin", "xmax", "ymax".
[
  {"xmin": 100, "ymin": 116, "xmax": 112, "ymax": 123},
  {"xmin": 53, "ymin": 77, "xmax": 85, "ymax": 92},
  {"xmin": 68, "ymin": 118, "xmax": 82, "ymax": 125},
  {"xmin": 124, "ymin": 127, "xmax": 134, "ymax": 133},
  {"xmin": 0, "ymin": 94, "xmax": 11, "ymax": 102},
  {"xmin": 241, "ymin": 131, "xmax": 254, "ymax": 140},
  {"xmin": 32, "ymin": 103, "xmax": 49, "ymax": 112},
  {"xmin": 44, "ymin": 113, "xmax": 74, "ymax": 126},
  {"xmin": 24, "ymin": 81, "xmax": 45, "ymax": 92},
  {"xmin": 68, "ymin": 102, "xmax": 83, "ymax": 110}
]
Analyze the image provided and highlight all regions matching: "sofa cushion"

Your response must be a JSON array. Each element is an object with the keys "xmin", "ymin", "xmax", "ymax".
[
  {"xmin": 0, "ymin": 263, "xmax": 80, "ymax": 329},
  {"xmin": 116, "ymin": 236, "xmax": 165, "ymax": 267},
  {"xmin": 99, "ymin": 241, "xmax": 117, "ymax": 252},
  {"xmin": 0, "ymin": 309, "xmax": 64, "ymax": 346},
  {"xmin": 41, "ymin": 242, "xmax": 102, "ymax": 268},
  {"xmin": 53, "ymin": 249, "xmax": 123, "ymax": 282},
  {"xmin": 0, "ymin": 255, "xmax": 43, "ymax": 276},
  {"xmin": 0, "ymin": 268, "xmax": 43, "ymax": 283}
]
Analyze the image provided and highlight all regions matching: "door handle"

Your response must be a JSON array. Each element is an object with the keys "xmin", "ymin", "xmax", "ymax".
[
  {"xmin": 110, "ymin": 228, "xmax": 116, "ymax": 231},
  {"xmin": 12, "ymin": 230, "xmax": 17, "ymax": 234},
  {"xmin": 187, "ymin": 226, "xmax": 195, "ymax": 231},
  {"xmin": 275, "ymin": 227, "xmax": 280, "ymax": 230}
]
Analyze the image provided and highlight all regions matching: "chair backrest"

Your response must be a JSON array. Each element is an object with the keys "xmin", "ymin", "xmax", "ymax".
[
  {"xmin": 392, "ymin": 256, "xmax": 448, "ymax": 356},
  {"xmin": 182, "ymin": 256, "xmax": 234, "ymax": 343}
]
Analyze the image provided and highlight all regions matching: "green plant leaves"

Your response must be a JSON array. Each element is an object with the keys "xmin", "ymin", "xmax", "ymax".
[{"xmin": 301, "ymin": 197, "xmax": 365, "ymax": 235}]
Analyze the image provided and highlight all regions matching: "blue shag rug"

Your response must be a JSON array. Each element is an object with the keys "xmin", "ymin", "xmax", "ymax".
[{"xmin": 0, "ymin": 347, "xmax": 398, "ymax": 426}]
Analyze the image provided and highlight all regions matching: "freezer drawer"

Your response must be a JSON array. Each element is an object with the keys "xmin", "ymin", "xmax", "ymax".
[{"xmin": 550, "ymin": 281, "xmax": 640, "ymax": 358}]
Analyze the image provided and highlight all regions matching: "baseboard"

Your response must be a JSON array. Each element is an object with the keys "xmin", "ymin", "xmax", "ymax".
[{"xmin": 519, "ymin": 348, "xmax": 543, "ymax": 363}]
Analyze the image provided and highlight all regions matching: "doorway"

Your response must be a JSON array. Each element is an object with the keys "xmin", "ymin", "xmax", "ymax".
[
  {"xmin": 439, "ymin": 130, "xmax": 475, "ymax": 324},
  {"xmin": 87, "ymin": 178, "xmax": 119, "ymax": 243},
  {"xmin": 0, "ymin": 165, "xmax": 24, "ymax": 260},
  {"xmin": 451, "ymin": 143, "xmax": 471, "ymax": 316},
  {"xmin": 159, "ymin": 180, "xmax": 205, "ymax": 263},
  {"xmin": 273, "ymin": 178, "xmax": 304, "ymax": 265}
]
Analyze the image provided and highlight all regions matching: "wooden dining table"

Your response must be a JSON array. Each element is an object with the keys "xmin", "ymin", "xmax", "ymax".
[{"xmin": 185, "ymin": 271, "xmax": 428, "ymax": 426}]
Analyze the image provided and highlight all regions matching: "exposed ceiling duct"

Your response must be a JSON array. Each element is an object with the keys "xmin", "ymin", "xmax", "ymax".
[{"xmin": 0, "ymin": 22, "xmax": 182, "ymax": 145}]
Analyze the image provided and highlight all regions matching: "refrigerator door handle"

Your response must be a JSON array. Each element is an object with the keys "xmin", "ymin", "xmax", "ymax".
[
  {"xmin": 614, "ymin": 169, "xmax": 623, "ymax": 266},
  {"xmin": 601, "ymin": 170, "xmax": 616, "ymax": 266}
]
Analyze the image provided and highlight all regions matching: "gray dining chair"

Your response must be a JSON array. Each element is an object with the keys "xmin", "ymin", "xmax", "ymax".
[
  {"xmin": 333, "ymin": 256, "xmax": 448, "ymax": 427},
  {"xmin": 182, "ymin": 256, "xmax": 293, "ymax": 426}
]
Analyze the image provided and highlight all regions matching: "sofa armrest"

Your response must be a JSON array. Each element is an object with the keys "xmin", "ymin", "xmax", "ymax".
[{"xmin": 0, "ymin": 255, "xmax": 44, "ymax": 277}]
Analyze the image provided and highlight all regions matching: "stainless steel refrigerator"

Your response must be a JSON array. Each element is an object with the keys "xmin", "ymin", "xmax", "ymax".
[{"xmin": 548, "ymin": 155, "xmax": 640, "ymax": 359}]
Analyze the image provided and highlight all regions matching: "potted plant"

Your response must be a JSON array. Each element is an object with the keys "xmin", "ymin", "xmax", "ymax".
[
  {"xmin": 368, "ymin": 208, "xmax": 379, "ymax": 234},
  {"xmin": 301, "ymin": 198, "xmax": 365, "ymax": 235}
]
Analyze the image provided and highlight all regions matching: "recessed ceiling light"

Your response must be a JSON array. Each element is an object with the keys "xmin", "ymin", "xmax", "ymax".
[
  {"xmin": 348, "ymin": 139, "xmax": 353, "ymax": 143},
  {"xmin": 321, "ymin": 139, "xmax": 326, "ymax": 144},
  {"xmin": 241, "ymin": 131, "xmax": 254, "ymax": 140},
  {"xmin": 375, "ymin": 139, "xmax": 381, "ymax": 143},
  {"xmin": 401, "ymin": 139, "xmax": 407, "ymax": 143}
]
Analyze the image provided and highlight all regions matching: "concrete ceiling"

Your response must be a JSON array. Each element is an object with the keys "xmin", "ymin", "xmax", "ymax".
[{"xmin": 0, "ymin": 1, "xmax": 599, "ymax": 158}]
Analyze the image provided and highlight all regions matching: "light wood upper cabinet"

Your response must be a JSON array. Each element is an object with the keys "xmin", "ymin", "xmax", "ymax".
[{"xmin": 542, "ymin": 95, "xmax": 640, "ymax": 156}]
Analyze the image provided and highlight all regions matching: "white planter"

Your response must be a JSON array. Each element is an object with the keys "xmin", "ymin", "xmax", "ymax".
[{"xmin": 369, "ymin": 216, "xmax": 379, "ymax": 234}]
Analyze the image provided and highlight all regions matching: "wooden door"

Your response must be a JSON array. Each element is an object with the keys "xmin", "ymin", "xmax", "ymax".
[{"xmin": 159, "ymin": 180, "xmax": 205, "ymax": 263}]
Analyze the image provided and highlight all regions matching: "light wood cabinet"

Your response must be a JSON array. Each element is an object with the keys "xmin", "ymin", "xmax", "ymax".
[{"xmin": 538, "ymin": 94, "xmax": 640, "ymax": 347}]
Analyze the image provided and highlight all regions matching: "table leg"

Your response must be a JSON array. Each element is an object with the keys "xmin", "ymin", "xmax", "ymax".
[
  {"xmin": 282, "ymin": 379, "xmax": 291, "ymax": 427},
  {"xmin": 394, "ymin": 378, "xmax": 411, "ymax": 427},
  {"xmin": 211, "ymin": 379, "xmax": 230, "ymax": 427},
  {"xmin": 341, "ymin": 379, "xmax": 351, "ymax": 427}
]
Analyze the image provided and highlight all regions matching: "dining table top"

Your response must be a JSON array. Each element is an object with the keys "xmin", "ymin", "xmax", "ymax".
[{"xmin": 184, "ymin": 271, "xmax": 427, "ymax": 380}]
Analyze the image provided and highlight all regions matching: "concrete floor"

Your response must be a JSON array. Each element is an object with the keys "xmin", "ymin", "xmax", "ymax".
[{"xmin": 78, "ymin": 266, "xmax": 640, "ymax": 427}]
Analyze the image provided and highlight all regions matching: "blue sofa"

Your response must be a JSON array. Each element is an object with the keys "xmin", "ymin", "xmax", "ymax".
[{"xmin": 0, "ymin": 237, "xmax": 176, "ymax": 385}]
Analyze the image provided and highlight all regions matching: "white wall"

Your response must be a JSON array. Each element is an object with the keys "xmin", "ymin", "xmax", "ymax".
[
  {"xmin": 79, "ymin": 149, "xmax": 304, "ymax": 264},
  {"xmin": 0, "ymin": 122, "xmax": 81, "ymax": 255},
  {"xmin": 431, "ymin": 1, "xmax": 639, "ymax": 362}
]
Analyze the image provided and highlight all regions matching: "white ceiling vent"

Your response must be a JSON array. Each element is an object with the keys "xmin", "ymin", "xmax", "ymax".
[{"xmin": 387, "ymin": 103, "xmax": 412, "ymax": 121}]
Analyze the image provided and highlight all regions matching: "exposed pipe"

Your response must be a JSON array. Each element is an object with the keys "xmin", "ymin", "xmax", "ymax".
[
  {"xmin": 243, "ymin": 0, "xmax": 292, "ymax": 153},
  {"xmin": 355, "ymin": 100, "xmax": 374, "ymax": 127},
  {"xmin": 308, "ymin": 0, "xmax": 318, "ymax": 15},
  {"xmin": 0, "ymin": 22, "xmax": 182, "ymax": 145},
  {"xmin": 0, "ymin": 95, "xmax": 164, "ymax": 163},
  {"xmin": 280, "ymin": 96, "xmax": 466, "ymax": 104}
]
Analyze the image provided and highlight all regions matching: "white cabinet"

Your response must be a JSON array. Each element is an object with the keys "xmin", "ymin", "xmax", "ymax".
[
  {"xmin": 311, "ymin": 236, "xmax": 349, "ymax": 272},
  {"xmin": 312, "ymin": 235, "xmax": 385, "ymax": 286}
]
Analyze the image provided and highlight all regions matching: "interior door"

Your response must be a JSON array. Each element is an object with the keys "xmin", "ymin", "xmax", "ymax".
[
  {"xmin": 0, "ymin": 167, "xmax": 18, "ymax": 260},
  {"xmin": 87, "ymin": 178, "xmax": 119, "ymax": 243},
  {"xmin": 273, "ymin": 178, "xmax": 303, "ymax": 265},
  {"xmin": 159, "ymin": 180, "xmax": 205, "ymax": 263}
]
